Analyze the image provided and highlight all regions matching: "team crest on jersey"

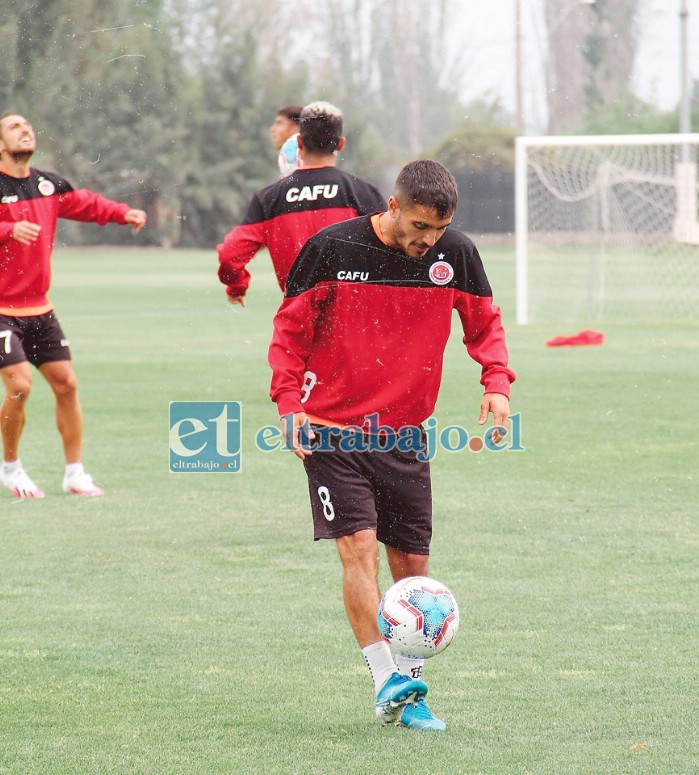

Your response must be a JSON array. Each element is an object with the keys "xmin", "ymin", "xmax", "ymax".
[
  {"xmin": 428, "ymin": 260, "xmax": 454, "ymax": 286},
  {"xmin": 37, "ymin": 178, "xmax": 55, "ymax": 197}
]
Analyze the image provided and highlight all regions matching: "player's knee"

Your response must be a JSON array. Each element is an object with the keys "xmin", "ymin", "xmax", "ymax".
[
  {"xmin": 337, "ymin": 530, "xmax": 380, "ymax": 570},
  {"xmin": 50, "ymin": 371, "xmax": 78, "ymax": 398},
  {"xmin": 3, "ymin": 375, "xmax": 32, "ymax": 403}
]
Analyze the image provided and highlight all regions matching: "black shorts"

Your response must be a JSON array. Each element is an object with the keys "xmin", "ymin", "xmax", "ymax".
[
  {"xmin": 302, "ymin": 427, "xmax": 432, "ymax": 555},
  {"xmin": 0, "ymin": 312, "xmax": 72, "ymax": 369}
]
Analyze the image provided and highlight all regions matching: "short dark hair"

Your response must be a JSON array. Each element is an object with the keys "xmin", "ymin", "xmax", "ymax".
[
  {"xmin": 394, "ymin": 160, "xmax": 458, "ymax": 219},
  {"xmin": 277, "ymin": 105, "xmax": 303, "ymax": 124},
  {"xmin": 299, "ymin": 101, "xmax": 343, "ymax": 154}
]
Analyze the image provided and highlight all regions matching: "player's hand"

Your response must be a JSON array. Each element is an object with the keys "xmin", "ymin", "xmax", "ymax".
[
  {"xmin": 227, "ymin": 294, "xmax": 247, "ymax": 308},
  {"xmin": 281, "ymin": 411, "xmax": 315, "ymax": 460},
  {"xmin": 478, "ymin": 392, "xmax": 510, "ymax": 444},
  {"xmin": 124, "ymin": 209, "xmax": 147, "ymax": 231},
  {"xmin": 11, "ymin": 220, "xmax": 41, "ymax": 244}
]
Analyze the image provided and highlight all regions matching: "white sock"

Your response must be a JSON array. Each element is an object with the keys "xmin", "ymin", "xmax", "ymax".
[
  {"xmin": 65, "ymin": 462, "xmax": 84, "ymax": 478},
  {"xmin": 362, "ymin": 641, "xmax": 396, "ymax": 694},
  {"xmin": 2, "ymin": 459, "xmax": 22, "ymax": 475},
  {"xmin": 396, "ymin": 654, "xmax": 425, "ymax": 681}
]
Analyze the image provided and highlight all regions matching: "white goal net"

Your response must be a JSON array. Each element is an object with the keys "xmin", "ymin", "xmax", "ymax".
[{"xmin": 515, "ymin": 134, "xmax": 699, "ymax": 325}]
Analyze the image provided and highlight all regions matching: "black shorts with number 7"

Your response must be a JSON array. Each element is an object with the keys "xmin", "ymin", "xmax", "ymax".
[{"xmin": 0, "ymin": 312, "xmax": 72, "ymax": 368}]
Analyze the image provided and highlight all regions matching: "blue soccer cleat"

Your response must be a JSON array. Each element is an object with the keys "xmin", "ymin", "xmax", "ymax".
[
  {"xmin": 399, "ymin": 697, "xmax": 447, "ymax": 731},
  {"xmin": 375, "ymin": 672, "xmax": 428, "ymax": 725}
]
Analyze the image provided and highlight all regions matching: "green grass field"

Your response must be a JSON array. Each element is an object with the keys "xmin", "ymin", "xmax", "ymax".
[
  {"xmin": 1, "ymin": 245, "xmax": 697, "ymax": 774},
  {"xmin": 526, "ymin": 241, "xmax": 699, "ymax": 324}
]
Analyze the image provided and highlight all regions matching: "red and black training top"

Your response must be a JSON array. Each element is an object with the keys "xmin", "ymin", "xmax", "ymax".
[
  {"xmin": 0, "ymin": 169, "xmax": 132, "ymax": 315},
  {"xmin": 269, "ymin": 214, "xmax": 516, "ymax": 430},
  {"xmin": 217, "ymin": 166, "xmax": 386, "ymax": 296}
]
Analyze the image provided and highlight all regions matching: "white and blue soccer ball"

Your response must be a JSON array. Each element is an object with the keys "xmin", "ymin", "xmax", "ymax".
[
  {"xmin": 278, "ymin": 133, "xmax": 300, "ymax": 177},
  {"xmin": 378, "ymin": 575, "xmax": 460, "ymax": 659}
]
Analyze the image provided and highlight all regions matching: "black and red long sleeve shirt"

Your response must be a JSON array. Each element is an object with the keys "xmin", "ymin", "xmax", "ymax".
[
  {"xmin": 269, "ymin": 214, "xmax": 516, "ymax": 430},
  {"xmin": 0, "ymin": 168, "xmax": 132, "ymax": 315},
  {"xmin": 217, "ymin": 165, "xmax": 386, "ymax": 296}
]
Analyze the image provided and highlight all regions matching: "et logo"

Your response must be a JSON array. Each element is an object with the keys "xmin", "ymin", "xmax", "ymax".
[{"xmin": 169, "ymin": 401, "xmax": 241, "ymax": 473}]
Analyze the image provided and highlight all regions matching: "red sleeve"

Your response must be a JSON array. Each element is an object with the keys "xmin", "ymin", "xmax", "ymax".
[
  {"xmin": 0, "ymin": 221, "xmax": 14, "ymax": 242},
  {"xmin": 454, "ymin": 290, "xmax": 516, "ymax": 398},
  {"xmin": 216, "ymin": 221, "xmax": 266, "ymax": 298},
  {"xmin": 268, "ymin": 285, "xmax": 333, "ymax": 416},
  {"xmin": 57, "ymin": 189, "xmax": 130, "ymax": 225}
]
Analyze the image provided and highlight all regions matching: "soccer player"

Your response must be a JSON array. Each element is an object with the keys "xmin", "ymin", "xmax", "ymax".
[
  {"xmin": 217, "ymin": 101, "xmax": 386, "ymax": 304},
  {"xmin": 268, "ymin": 160, "xmax": 516, "ymax": 730},
  {"xmin": 269, "ymin": 104, "xmax": 302, "ymax": 178},
  {"xmin": 0, "ymin": 112, "xmax": 147, "ymax": 499}
]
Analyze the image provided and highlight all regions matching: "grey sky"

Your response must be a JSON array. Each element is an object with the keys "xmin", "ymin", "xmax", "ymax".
[{"xmin": 448, "ymin": 0, "xmax": 699, "ymax": 132}]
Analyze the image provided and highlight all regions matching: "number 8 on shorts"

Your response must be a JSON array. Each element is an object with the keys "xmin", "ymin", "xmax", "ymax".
[{"xmin": 317, "ymin": 485, "xmax": 335, "ymax": 521}]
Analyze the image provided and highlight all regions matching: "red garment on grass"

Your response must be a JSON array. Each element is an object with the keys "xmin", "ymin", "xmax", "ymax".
[{"xmin": 546, "ymin": 330, "xmax": 605, "ymax": 347}]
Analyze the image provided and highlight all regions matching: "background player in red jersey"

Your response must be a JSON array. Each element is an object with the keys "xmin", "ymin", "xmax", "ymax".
[
  {"xmin": 217, "ymin": 101, "xmax": 386, "ymax": 305},
  {"xmin": 0, "ymin": 112, "xmax": 147, "ymax": 499},
  {"xmin": 268, "ymin": 160, "xmax": 516, "ymax": 731}
]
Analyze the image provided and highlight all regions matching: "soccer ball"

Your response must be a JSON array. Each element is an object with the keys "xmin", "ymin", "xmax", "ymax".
[{"xmin": 378, "ymin": 575, "xmax": 459, "ymax": 659}]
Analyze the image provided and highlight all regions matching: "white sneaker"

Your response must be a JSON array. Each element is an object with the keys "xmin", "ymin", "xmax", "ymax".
[
  {"xmin": 1, "ymin": 466, "xmax": 46, "ymax": 499},
  {"xmin": 62, "ymin": 470, "xmax": 104, "ymax": 497}
]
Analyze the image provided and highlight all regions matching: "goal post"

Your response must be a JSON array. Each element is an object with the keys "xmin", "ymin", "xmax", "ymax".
[{"xmin": 515, "ymin": 133, "xmax": 699, "ymax": 325}]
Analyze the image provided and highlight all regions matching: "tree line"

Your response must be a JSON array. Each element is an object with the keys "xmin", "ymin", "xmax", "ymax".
[{"xmin": 1, "ymin": 0, "xmax": 694, "ymax": 247}]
